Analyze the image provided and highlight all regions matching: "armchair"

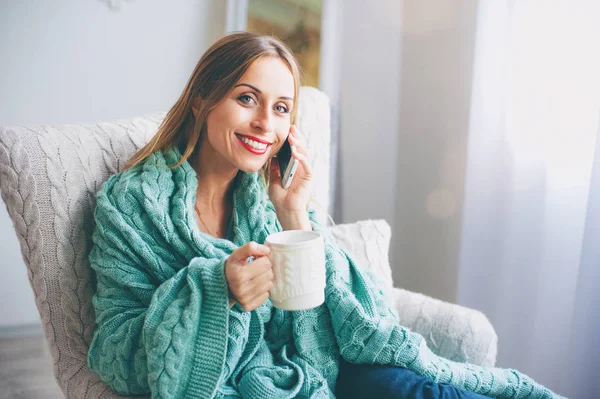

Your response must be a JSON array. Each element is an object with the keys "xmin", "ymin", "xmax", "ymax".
[{"xmin": 0, "ymin": 86, "xmax": 497, "ymax": 398}]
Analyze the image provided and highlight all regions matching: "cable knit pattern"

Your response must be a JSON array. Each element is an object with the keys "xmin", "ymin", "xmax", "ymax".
[
  {"xmin": 329, "ymin": 221, "xmax": 498, "ymax": 367},
  {"xmin": 86, "ymin": 148, "xmax": 565, "ymax": 399},
  {"xmin": 392, "ymin": 288, "xmax": 498, "ymax": 367},
  {"xmin": 0, "ymin": 115, "xmax": 163, "ymax": 399},
  {"xmin": 0, "ymin": 87, "xmax": 498, "ymax": 398}
]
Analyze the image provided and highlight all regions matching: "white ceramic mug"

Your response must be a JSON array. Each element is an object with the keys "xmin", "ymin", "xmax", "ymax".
[{"xmin": 265, "ymin": 230, "xmax": 326, "ymax": 311}]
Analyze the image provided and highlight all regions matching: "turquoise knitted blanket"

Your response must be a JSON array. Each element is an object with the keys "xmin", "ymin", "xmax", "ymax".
[{"xmin": 87, "ymin": 148, "xmax": 564, "ymax": 398}]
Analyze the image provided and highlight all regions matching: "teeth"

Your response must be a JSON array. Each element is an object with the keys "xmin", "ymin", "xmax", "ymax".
[{"xmin": 239, "ymin": 136, "xmax": 267, "ymax": 150}]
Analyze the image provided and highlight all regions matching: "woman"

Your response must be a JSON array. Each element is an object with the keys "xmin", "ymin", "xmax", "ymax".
[{"xmin": 87, "ymin": 32, "xmax": 564, "ymax": 398}]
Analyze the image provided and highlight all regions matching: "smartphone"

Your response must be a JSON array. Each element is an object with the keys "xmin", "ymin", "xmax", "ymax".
[{"xmin": 277, "ymin": 136, "xmax": 299, "ymax": 189}]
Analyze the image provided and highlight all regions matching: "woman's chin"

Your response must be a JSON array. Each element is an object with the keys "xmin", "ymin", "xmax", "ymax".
[{"xmin": 237, "ymin": 161, "xmax": 267, "ymax": 174}]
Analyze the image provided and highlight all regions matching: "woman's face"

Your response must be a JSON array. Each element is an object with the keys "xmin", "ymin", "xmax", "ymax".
[{"xmin": 204, "ymin": 56, "xmax": 295, "ymax": 173}]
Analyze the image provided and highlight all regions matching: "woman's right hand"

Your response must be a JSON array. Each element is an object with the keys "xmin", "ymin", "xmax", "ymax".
[{"xmin": 225, "ymin": 242, "xmax": 274, "ymax": 312}]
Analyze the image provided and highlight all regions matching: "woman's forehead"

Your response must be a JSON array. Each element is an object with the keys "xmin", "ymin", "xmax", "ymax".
[{"xmin": 237, "ymin": 57, "xmax": 295, "ymax": 100}]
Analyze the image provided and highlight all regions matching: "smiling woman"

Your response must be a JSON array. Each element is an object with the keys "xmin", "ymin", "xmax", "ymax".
[
  {"xmin": 86, "ymin": 32, "xmax": 566, "ymax": 399},
  {"xmin": 200, "ymin": 57, "xmax": 295, "ymax": 172},
  {"xmin": 123, "ymin": 33, "xmax": 300, "ymax": 178},
  {"xmin": 122, "ymin": 32, "xmax": 311, "ymax": 236}
]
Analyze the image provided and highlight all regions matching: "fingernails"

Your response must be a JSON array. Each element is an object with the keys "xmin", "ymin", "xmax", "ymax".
[{"xmin": 291, "ymin": 145, "xmax": 296, "ymax": 153}]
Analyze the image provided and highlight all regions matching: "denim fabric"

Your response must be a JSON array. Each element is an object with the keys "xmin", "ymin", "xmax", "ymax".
[{"xmin": 336, "ymin": 360, "xmax": 491, "ymax": 399}]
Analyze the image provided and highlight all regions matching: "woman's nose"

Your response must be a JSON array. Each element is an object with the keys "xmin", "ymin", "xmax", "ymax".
[{"xmin": 251, "ymin": 107, "xmax": 273, "ymax": 133}]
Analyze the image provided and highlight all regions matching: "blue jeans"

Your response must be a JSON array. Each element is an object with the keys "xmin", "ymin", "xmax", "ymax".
[{"xmin": 336, "ymin": 360, "xmax": 491, "ymax": 399}]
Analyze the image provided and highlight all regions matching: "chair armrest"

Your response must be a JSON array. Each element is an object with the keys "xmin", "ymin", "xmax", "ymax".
[{"xmin": 393, "ymin": 287, "xmax": 498, "ymax": 367}]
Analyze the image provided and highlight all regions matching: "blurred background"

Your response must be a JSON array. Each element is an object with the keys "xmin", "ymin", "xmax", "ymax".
[{"xmin": 1, "ymin": 1, "xmax": 599, "ymax": 398}]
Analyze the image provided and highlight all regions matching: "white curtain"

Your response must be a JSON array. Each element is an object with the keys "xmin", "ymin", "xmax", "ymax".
[{"xmin": 457, "ymin": 2, "xmax": 600, "ymax": 397}]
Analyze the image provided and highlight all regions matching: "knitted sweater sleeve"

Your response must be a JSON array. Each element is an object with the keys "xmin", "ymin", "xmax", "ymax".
[
  {"xmin": 87, "ymin": 181, "xmax": 230, "ymax": 398},
  {"xmin": 312, "ymin": 220, "xmax": 566, "ymax": 399}
]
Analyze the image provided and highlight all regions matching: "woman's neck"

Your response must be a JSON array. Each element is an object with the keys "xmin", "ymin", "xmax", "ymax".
[{"xmin": 192, "ymin": 138, "xmax": 239, "ymax": 211}]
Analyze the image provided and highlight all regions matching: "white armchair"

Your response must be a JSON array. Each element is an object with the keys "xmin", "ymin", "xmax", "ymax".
[{"xmin": 0, "ymin": 87, "xmax": 497, "ymax": 398}]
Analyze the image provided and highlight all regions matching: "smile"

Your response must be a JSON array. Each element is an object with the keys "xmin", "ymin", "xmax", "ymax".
[{"xmin": 235, "ymin": 134, "xmax": 271, "ymax": 154}]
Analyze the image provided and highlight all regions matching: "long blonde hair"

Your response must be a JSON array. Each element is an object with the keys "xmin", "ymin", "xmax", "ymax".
[{"xmin": 124, "ymin": 32, "xmax": 302, "ymax": 185}]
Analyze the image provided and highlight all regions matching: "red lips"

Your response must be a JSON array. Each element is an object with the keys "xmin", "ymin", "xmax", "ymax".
[
  {"xmin": 236, "ymin": 134, "xmax": 271, "ymax": 155},
  {"xmin": 237, "ymin": 134, "xmax": 271, "ymax": 145}
]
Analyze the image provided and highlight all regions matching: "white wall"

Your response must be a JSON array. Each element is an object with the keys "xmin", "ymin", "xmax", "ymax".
[
  {"xmin": 0, "ymin": 0, "xmax": 225, "ymax": 329},
  {"xmin": 338, "ymin": 0, "xmax": 478, "ymax": 304},
  {"xmin": 338, "ymin": 1, "xmax": 402, "ymax": 230}
]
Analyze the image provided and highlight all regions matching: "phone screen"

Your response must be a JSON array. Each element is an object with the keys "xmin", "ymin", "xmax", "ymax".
[
  {"xmin": 277, "ymin": 136, "xmax": 298, "ymax": 189},
  {"xmin": 277, "ymin": 137, "xmax": 293, "ymax": 176}
]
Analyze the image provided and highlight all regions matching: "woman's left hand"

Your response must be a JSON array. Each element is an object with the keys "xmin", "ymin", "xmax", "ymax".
[{"xmin": 268, "ymin": 125, "xmax": 313, "ymax": 231}]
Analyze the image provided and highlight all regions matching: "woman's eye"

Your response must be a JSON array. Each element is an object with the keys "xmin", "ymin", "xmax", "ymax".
[
  {"xmin": 275, "ymin": 105, "xmax": 289, "ymax": 114},
  {"xmin": 238, "ymin": 95, "xmax": 255, "ymax": 104}
]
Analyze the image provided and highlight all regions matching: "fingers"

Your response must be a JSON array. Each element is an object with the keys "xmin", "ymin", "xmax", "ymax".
[
  {"xmin": 230, "ymin": 241, "xmax": 270, "ymax": 263},
  {"xmin": 227, "ymin": 255, "xmax": 271, "ymax": 285},
  {"xmin": 288, "ymin": 126, "xmax": 312, "ymax": 179},
  {"xmin": 243, "ymin": 255, "xmax": 272, "ymax": 279},
  {"xmin": 229, "ymin": 258, "xmax": 274, "ymax": 312},
  {"xmin": 288, "ymin": 135, "xmax": 306, "ymax": 155},
  {"xmin": 291, "ymin": 147, "xmax": 312, "ymax": 180},
  {"xmin": 237, "ymin": 267, "xmax": 274, "ymax": 299},
  {"xmin": 225, "ymin": 244, "xmax": 275, "ymax": 312},
  {"xmin": 289, "ymin": 125, "xmax": 306, "ymax": 147}
]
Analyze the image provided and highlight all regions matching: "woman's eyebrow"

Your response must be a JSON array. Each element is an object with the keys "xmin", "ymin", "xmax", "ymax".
[{"xmin": 234, "ymin": 83, "xmax": 294, "ymax": 101}]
